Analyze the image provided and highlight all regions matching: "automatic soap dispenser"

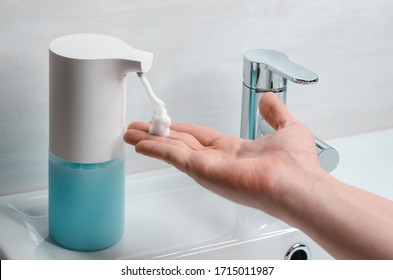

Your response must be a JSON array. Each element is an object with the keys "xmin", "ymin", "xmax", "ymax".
[{"xmin": 48, "ymin": 34, "xmax": 153, "ymax": 251}]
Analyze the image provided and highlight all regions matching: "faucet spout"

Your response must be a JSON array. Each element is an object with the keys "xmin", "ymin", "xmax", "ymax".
[{"xmin": 240, "ymin": 49, "xmax": 339, "ymax": 173}]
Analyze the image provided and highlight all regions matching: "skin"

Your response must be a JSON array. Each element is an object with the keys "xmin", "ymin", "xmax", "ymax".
[{"xmin": 124, "ymin": 92, "xmax": 393, "ymax": 259}]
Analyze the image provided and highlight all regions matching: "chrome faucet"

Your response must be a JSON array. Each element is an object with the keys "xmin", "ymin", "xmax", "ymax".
[{"xmin": 240, "ymin": 49, "xmax": 339, "ymax": 172}]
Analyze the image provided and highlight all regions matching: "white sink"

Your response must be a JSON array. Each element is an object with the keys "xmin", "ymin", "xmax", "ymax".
[
  {"xmin": 329, "ymin": 128, "xmax": 393, "ymax": 201},
  {"xmin": 0, "ymin": 167, "xmax": 331, "ymax": 259}
]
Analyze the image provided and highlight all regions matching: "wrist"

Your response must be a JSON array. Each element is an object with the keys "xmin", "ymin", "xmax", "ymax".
[{"xmin": 270, "ymin": 165, "xmax": 334, "ymax": 228}]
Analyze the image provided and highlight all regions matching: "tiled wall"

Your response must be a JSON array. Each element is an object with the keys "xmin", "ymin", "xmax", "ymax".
[{"xmin": 1, "ymin": 0, "xmax": 392, "ymax": 195}]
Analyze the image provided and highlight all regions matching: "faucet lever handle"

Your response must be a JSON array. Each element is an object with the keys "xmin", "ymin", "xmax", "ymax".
[
  {"xmin": 243, "ymin": 49, "xmax": 318, "ymax": 90},
  {"xmin": 268, "ymin": 55, "xmax": 319, "ymax": 85}
]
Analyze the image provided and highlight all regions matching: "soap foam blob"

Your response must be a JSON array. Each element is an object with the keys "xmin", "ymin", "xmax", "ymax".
[
  {"xmin": 149, "ymin": 107, "xmax": 171, "ymax": 137},
  {"xmin": 138, "ymin": 73, "xmax": 171, "ymax": 137}
]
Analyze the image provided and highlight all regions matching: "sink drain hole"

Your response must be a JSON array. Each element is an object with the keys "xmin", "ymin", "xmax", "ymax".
[{"xmin": 285, "ymin": 244, "xmax": 310, "ymax": 260}]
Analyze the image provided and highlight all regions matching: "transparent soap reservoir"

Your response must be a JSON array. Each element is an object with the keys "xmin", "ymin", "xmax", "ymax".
[{"xmin": 48, "ymin": 153, "xmax": 125, "ymax": 251}]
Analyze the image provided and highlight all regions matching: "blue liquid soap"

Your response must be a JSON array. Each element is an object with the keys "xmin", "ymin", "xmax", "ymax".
[{"xmin": 48, "ymin": 152, "xmax": 125, "ymax": 251}]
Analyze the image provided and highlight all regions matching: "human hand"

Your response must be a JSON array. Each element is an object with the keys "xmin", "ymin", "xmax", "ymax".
[
  {"xmin": 125, "ymin": 92, "xmax": 393, "ymax": 259},
  {"xmin": 124, "ymin": 93, "xmax": 323, "ymax": 217}
]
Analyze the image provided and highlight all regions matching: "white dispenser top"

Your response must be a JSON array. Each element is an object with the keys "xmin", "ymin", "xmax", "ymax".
[
  {"xmin": 49, "ymin": 34, "xmax": 152, "ymax": 72},
  {"xmin": 49, "ymin": 34, "xmax": 153, "ymax": 163}
]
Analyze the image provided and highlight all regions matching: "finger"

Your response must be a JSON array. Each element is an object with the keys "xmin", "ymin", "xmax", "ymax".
[
  {"xmin": 125, "ymin": 118, "xmax": 208, "ymax": 149},
  {"xmin": 170, "ymin": 122, "xmax": 222, "ymax": 146},
  {"xmin": 135, "ymin": 140, "xmax": 190, "ymax": 172},
  {"xmin": 123, "ymin": 129, "xmax": 149, "ymax": 146},
  {"xmin": 127, "ymin": 121, "xmax": 150, "ymax": 131},
  {"xmin": 124, "ymin": 128, "xmax": 174, "ymax": 146},
  {"xmin": 125, "ymin": 127, "xmax": 206, "ymax": 154},
  {"xmin": 127, "ymin": 121, "xmax": 222, "ymax": 147},
  {"xmin": 259, "ymin": 92, "xmax": 296, "ymax": 130}
]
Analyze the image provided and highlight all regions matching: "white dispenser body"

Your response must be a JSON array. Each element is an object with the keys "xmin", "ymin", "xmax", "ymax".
[{"xmin": 49, "ymin": 34, "xmax": 153, "ymax": 163}]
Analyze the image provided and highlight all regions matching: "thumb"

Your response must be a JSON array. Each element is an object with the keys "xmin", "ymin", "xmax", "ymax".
[{"xmin": 259, "ymin": 92, "xmax": 296, "ymax": 130}]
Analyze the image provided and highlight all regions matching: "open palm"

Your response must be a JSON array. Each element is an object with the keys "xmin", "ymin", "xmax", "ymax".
[{"xmin": 124, "ymin": 93, "xmax": 320, "ymax": 216}]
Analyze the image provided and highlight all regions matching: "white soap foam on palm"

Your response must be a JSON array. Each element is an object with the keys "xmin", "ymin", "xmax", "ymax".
[{"xmin": 138, "ymin": 73, "xmax": 171, "ymax": 137}]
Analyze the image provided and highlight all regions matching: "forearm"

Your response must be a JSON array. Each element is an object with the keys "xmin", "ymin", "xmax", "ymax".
[{"xmin": 276, "ymin": 168, "xmax": 393, "ymax": 259}]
